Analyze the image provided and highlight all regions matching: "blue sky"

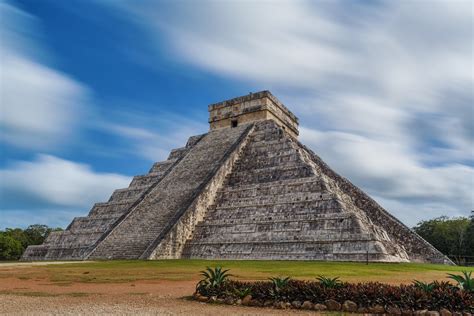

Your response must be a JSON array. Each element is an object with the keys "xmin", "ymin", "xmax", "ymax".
[{"xmin": 1, "ymin": 0, "xmax": 472, "ymax": 229}]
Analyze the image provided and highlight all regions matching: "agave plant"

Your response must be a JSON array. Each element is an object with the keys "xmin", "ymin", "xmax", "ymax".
[
  {"xmin": 413, "ymin": 280, "xmax": 436, "ymax": 292},
  {"xmin": 269, "ymin": 276, "xmax": 291, "ymax": 290},
  {"xmin": 317, "ymin": 275, "xmax": 342, "ymax": 288},
  {"xmin": 233, "ymin": 287, "xmax": 252, "ymax": 299},
  {"xmin": 447, "ymin": 271, "xmax": 473, "ymax": 292},
  {"xmin": 196, "ymin": 266, "xmax": 232, "ymax": 294},
  {"xmin": 269, "ymin": 276, "xmax": 291, "ymax": 299}
]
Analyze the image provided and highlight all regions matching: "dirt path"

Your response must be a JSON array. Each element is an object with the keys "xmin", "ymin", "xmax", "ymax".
[{"xmin": 0, "ymin": 277, "xmax": 315, "ymax": 315}]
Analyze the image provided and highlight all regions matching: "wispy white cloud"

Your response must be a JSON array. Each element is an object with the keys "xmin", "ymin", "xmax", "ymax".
[
  {"xmin": 0, "ymin": 2, "xmax": 91, "ymax": 150},
  {"xmin": 0, "ymin": 154, "xmax": 131, "ymax": 208},
  {"xmin": 97, "ymin": 108, "xmax": 207, "ymax": 162},
  {"xmin": 104, "ymin": 0, "xmax": 473, "ymax": 225}
]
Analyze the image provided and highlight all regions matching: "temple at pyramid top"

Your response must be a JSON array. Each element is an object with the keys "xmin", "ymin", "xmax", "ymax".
[{"xmin": 208, "ymin": 90, "xmax": 299, "ymax": 138}]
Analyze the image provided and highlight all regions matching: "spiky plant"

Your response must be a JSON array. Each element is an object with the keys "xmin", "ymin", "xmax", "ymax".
[
  {"xmin": 413, "ymin": 280, "xmax": 436, "ymax": 292},
  {"xmin": 268, "ymin": 276, "xmax": 291, "ymax": 299},
  {"xmin": 233, "ymin": 287, "xmax": 252, "ymax": 299},
  {"xmin": 447, "ymin": 271, "xmax": 473, "ymax": 292},
  {"xmin": 317, "ymin": 275, "xmax": 342, "ymax": 288},
  {"xmin": 196, "ymin": 266, "xmax": 232, "ymax": 295}
]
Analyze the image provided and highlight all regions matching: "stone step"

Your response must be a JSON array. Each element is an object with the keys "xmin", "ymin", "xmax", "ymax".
[
  {"xmin": 197, "ymin": 211, "xmax": 349, "ymax": 226},
  {"xmin": 232, "ymin": 152, "xmax": 303, "ymax": 170},
  {"xmin": 182, "ymin": 238, "xmax": 389, "ymax": 260},
  {"xmin": 204, "ymin": 209, "xmax": 345, "ymax": 224},
  {"xmin": 129, "ymin": 172, "xmax": 167, "ymax": 188},
  {"xmin": 108, "ymin": 186, "xmax": 149, "ymax": 202},
  {"xmin": 148, "ymin": 159, "xmax": 177, "ymax": 174},
  {"xmin": 217, "ymin": 176, "xmax": 323, "ymax": 194},
  {"xmin": 210, "ymin": 194, "xmax": 339, "ymax": 210},
  {"xmin": 167, "ymin": 147, "xmax": 188, "ymax": 160},
  {"xmin": 215, "ymin": 190, "xmax": 333, "ymax": 207},
  {"xmin": 88, "ymin": 200, "xmax": 135, "ymax": 218},
  {"xmin": 68, "ymin": 216, "xmax": 118, "ymax": 233},
  {"xmin": 226, "ymin": 164, "xmax": 314, "ymax": 186}
]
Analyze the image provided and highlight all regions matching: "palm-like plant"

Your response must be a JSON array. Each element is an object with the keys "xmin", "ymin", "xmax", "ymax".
[
  {"xmin": 447, "ymin": 271, "xmax": 473, "ymax": 292},
  {"xmin": 317, "ymin": 275, "xmax": 342, "ymax": 288},
  {"xmin": 413, "ymin": 280, "xmax": 436, "ymax": 292},
  {"xmin": 269, "ymin": 276, "xmax": 291, "ymax": 290},
  {"xmin": 233, "ymin": 287, "xmax": 252, "ymax": 299},
  {"xmin": 196, "ymin": 266, "xmax": 232, "ymax": 294},
  {"xmin": 269, "ymin": 276, "xmax": 291, "ymax": 299}
]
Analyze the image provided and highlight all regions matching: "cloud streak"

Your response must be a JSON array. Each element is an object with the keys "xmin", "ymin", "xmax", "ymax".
[{"xmin": 0, "ymin": 2, "xmax": 90, "ymax": 150}]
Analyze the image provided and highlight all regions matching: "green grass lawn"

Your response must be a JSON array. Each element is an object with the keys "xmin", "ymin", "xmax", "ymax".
[{"xmin": 2, "ymin": 260, "xmax": 472, "ymax": 285}]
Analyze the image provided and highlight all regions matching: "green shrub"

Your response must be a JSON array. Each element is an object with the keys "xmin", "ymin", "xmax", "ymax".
[
  {"xmin": 268, "ymin": 276, "xmax": 291, "ymax": 299},
  {"xmin": 413, "ymin": 280, "xmax": 437, "ymax": 293},
  {"xmin": 196, "ymin": 266, "xmax": 232, "ymax": 296},
  {"xmin": 0, "ymin": 234, "xmax": 23, "ymax": 260},
  {"xmin": 447, "ymin": 271, "xmax": 473, "ymax": 292},
  {"xmin": 317, "ymin": 275, "xmax": 343, "ymax": 288},
  {"xmin": 196, "ymin": 277, "xmax": 473, "ymax": 312}
]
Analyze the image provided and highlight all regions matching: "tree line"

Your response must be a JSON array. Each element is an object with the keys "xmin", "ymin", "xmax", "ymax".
[
  {"xmin": 1, "ymin": 213, "xmax": 473, "ymax": 263},
  {"xmin": 0, "ymin": 224, "xmax": 63, "ymax": 260},
  {"xmin": 413, "ymin": 211, "xmax": 474, "ymax": 265}
]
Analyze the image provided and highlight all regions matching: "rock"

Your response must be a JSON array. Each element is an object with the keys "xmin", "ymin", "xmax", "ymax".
[
  {"xmin": 276, "ymin": 301, "xmax": 288, "ymax": 309},
  {"xmin": 249, "ymin": 299, "xmax": 261, "ymax": 307},
  {"xmin": 414, "ymin": 310, "xmax": 428, "ymax": 316},
  {"xmin": 216, "ymin": 298, "xmax": 225, "ymax": 304},
  {"xmin": 462, "ymin": 313, "xmax": 472, "ymax": 316},
  {"xmin": 263, "ymin": 300, "xmax": 273, "ymax": 307},
  {"xmin": 369, "ymin": 305, "xmax": 386, "ymax": 314},
  {"xmin": 452, "ymin": 313, "xmax": 462, "ymax": 316},
  {"xmin": 357, "ymin": 307, "xmax": 369, "ymax": 313},
  {"xmin": 325, "ymin": 299, "xmax": 341, "ymax": 311},
  {"xmin": 313, "ymin": 303, "xmax": 328, "ymax": 311},
  {"xmin": 386, "ymin": 306, "xmax": 402, "ymax": 315},
  {"xmin": 208, "ymin": 296, "xmax": 217, "ymax": 303},
  {"xmin": 342, "ymin": 300, "xmax": 358, "ymax": 312},
  {"xmin": 224, "ymin": 297, "xmax": 234, "ymax": 305},
  {"xmin": 301, "ymin": 301, "xmax": 314, "ymax": 310},
  {"xmin": 196, "ymin": 295, "xmax": 208, "ymax": 302},
  {"xmin": 439, "ymin": 309, "xmax": 452, "ymax": 316},
  {"xmin": 235, "ymin": 299, "xmax": 242, "ymax": 305},
  {"xmin": 284, "ymin": 302, "xmax": 292, "ymax": 309},
  {"xmin": 402, "ymin": 309, "xmax": 414, "ymax": 316},
  {"xmin": 241, "ymin": 295, "xmax": 252, "ymax": 306},
  {"xmin": 426, "ymin": 312, "xmax": 439, "ymax": 316},
  {"xmin": 291, "ymin": 301, "xmax": 302, "ymax": 309}
]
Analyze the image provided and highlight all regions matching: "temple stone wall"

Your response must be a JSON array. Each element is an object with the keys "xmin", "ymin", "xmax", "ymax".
[{"xmin": 209, "ymin": 90, "xmax": 299, "ymax": 138}]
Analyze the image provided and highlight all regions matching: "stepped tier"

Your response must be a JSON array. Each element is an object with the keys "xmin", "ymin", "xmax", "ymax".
[
  {"xmin": 22, "ymin": 90, "xmax": 451, "ymax": 264},
  {"xmin": 88, "ymin": 124, "xmax": 253, "ymax": 259},
  {"xmin": 21, "ymin": 134, "xmax": 204, "ymax": 261}
]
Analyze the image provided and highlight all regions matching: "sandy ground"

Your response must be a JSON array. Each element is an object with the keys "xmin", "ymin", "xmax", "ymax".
[{"xmin": 0, "ymin": 262, "xmax": 316, "ymax": 315}]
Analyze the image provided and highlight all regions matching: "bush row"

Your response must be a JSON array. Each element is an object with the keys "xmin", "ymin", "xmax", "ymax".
[{"xmin": 194, "ymin": 268, "xmax": 473, "ymax": 313}]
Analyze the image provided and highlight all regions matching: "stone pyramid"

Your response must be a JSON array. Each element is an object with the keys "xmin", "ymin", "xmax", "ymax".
[{"xmin": 22, "ymin": 91, "xmax": 451, "ymax": 264}]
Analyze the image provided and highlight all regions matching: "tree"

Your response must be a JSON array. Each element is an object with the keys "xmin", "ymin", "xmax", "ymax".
[
  {"xmin": 24, "ymin": 224, "xmax": 62, "ymax": 245},
  {"xmin": 414, "ymin": 216, "xmax": 471, "ymax": 264},
  {"xmin": 4, "ymin": 228, "xmax": 29, "ymax": 249},
  {"xmin": 465, "ymin": 211, "xmax": 474, "ymax": 259},
  {"xmin": 0, "ymin": 233, "xmax": 23, "ymax": 260},
  {"xmin": 0, "ymin": 224, "xmax": 64, "ymax": 261}
]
